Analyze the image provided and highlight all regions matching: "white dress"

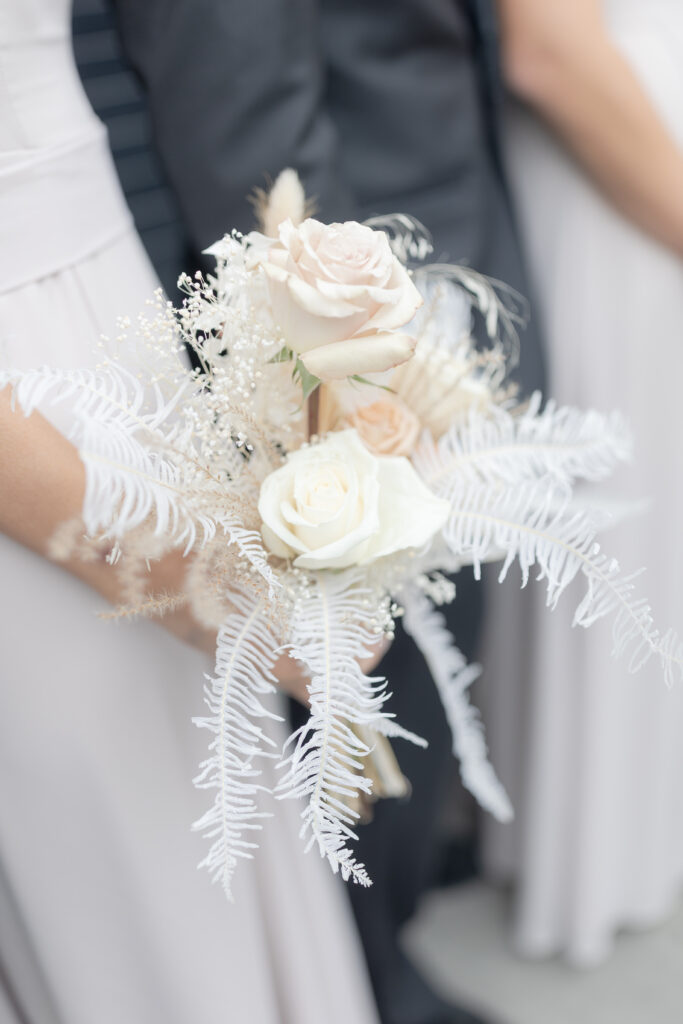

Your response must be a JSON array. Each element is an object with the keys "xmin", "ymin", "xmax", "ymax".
[
  {"xmin": 0, "ymin": 3, "xmax": 379, "ymax": 1022},
  {"xmin": 482, "ymin": 0, "xmax": 683, "ymax": 966}
]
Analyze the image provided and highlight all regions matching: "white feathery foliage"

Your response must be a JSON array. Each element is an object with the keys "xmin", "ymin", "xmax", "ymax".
[
  {"xmin": 210, "ymin": 510, "xmax": 279, "ymax": 599},
  {"xmin": 417, "ymin": 262, "xmax": 527, "ymax": 358},
  {"xmin": 360, "ymin": 214, "xmax": 521, "ymax": 358},
  {"xmin": 402, "ymin": 586, "xmax": 513, "ymax": 822},
  {"xmin": 0, "ymin": 365, "xmax": 208, "ymax": 545},
  {"xmin": 0, "ymin": 364, "xmax": 277, "ymax": 585},
  {"xmin": 414, "ymin": 397, "xmax": 632, "ymax": 495},
  {"xmin": 440, "ymin": 480, "xmax": 683, "ymax": 686},
  {"xmin": 363, "ymin": 213, "xmax": 435, "ymax": 263},
  {"xmin": 276, "ymin": 572, "xmax": 414, "ymax": 885},
  {"xmin": 192, "ymin": 586, "xmax": 283, "ymax": 899},
  {"xmin": 370, "ymin": 713, "xmax": 429, "ymax": 749},
  {"xmin": 412, "ymin": 277, "xmax": 475, "ymax": 355}
]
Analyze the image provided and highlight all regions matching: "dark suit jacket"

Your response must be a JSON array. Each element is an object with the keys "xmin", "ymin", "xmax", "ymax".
[{"xmin": 113, "ymin": 0, "xmax": 543, "ymax": 392}]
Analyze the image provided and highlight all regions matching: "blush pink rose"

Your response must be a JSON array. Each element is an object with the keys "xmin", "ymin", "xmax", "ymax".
[{"xmin": 258, "ymin": 218, "xmax": 423, "ymax": 380}]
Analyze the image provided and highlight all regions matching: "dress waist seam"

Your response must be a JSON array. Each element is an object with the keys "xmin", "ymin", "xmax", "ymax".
[{"xmin": 0, "ymin": 125, "xmax": 135, "ymax": 294}]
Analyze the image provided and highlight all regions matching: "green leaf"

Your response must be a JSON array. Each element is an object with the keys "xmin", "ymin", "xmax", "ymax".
[
  {"xmin": 350, "ymin": 374, "xmax": 396, "ymax": 394},
  {"xmin": 295, "ymin": 358, "xmax": 321, "ymax": 401},
  {"xmin": 269, "ymin": 345, "xmax": 294, "ymax": 364}
]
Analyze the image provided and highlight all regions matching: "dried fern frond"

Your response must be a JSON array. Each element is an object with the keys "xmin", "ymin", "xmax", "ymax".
[
  {"xmin": 192, "ymin": 586, "xmax": 284, "ymax": 899},
  {"xmin": 402, "ymin": 586, "xmax": 513, "ymax": 822},
  {"xmin": 417, "ymin": 263, "xmax": 528, "ymax": 362},
  {"xmin": 1, "ymin": 365, "xmax": 205, "ymax": 544},
  {"xmin": 441, "ymin": 481, "xmax": 683, "ymax": 686},
  {"xmin": 1, "ymin": 366, "xmax": 278, "ymax": 590},
  {"xmin": 363, "ymin": 213, "xmax": 434, "ymax": 263},
  {"xmin": 276, "ymin": 572, "xmax": 423, "ymax": 885},
  {"xmin": 414, "ymin": 398, "xmax": 632, "ymax": 494}
]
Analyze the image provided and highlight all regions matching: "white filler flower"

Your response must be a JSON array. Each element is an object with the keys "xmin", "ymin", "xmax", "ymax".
[
  {"xmin": 258, "ymin": 429, "xmax": 449, "ymax": 569},
  {"xmin": 259, "ymin": 218, "xmax": 423, "ymax": 380}
]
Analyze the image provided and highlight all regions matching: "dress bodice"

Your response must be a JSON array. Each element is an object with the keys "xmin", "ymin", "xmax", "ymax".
[
  {"xmin": 0, "ymin": 0, "xmax": 132, "ymax": 295},
  {"xmin": 605, "ymin": 0, "xmax": 680, "ymax": 19},
  {"xmin": 0, "ymin": 0, "xmax": 100, "ymax": 154}
]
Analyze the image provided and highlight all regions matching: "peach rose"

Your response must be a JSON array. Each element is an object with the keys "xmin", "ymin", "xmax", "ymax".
[
  {"xmin": 257, "ymin": 218, "xmax": 423, "ymax": 380},
  {"xmin": 343, "ymin": 395, "xmax": 421, "ymax": 458}
]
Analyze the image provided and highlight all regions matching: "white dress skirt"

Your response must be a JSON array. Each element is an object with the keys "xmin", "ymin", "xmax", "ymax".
[
  {"xmin": 0, "ymin": 3, "xmax": 379, "ymax": 1022},
  {"xmin": 481, "ymin": 0, "xmax": 683, "ymax": 966}
]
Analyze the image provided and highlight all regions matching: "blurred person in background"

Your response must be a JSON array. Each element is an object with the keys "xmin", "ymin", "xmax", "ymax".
[
  {"xmin": 481, "ymin": 0, "xmax": 683, "ymax": 966},
  {"xmin": 106, "ymin": 1, "xmax": 544, "ymax": 1023},
  {"xmin": 0, "ymin": 2, "xmax": 384, "ymax": 1022}
]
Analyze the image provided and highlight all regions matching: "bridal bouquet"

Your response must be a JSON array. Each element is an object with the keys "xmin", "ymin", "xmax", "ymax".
[{"xmin": 3, "ymin": 171, "xmax": 681, "ymax": 897}]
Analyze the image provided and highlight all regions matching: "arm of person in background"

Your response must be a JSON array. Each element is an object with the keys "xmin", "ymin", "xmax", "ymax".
[
  {"xmin": 0, "ymin": 387, "xmax": 345, "ymax": 702},
  {"xmin": 498, "ymin": 0, "xmax": 683, "ymax": 258}
]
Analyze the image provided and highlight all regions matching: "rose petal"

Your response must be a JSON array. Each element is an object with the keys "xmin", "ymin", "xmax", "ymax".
[
  {"xmin": 261, "ymin": 521, "xmax": 297, "ymax": 559},
  {"xmin": 264, "ymin": 269, "xmax": 369, "ymax": 353},
  {"xmin": 300, "ymin": 332, "xmax": 417, "ymax": 380},
  {"xmin": 360, "ymin": 457, "xmax": 450, "ymax": 563},
  {"xmin": 258, "ymin": 474, "xmax": 309, "ymax": 555},
  {"xmin": 278, "ymin": 218, "xmax": 305, "ymax": 260},
  {"xmin": 292, "ymin": 472, "xmax": 380, "ymax": 569},
  {"xmin": 314, "ymin": 278, "xmax": 398, "ymax": 305},
  {"xmin": 363, "ymin": 262, "xmax": 423, "ymax": 332},
  {"xmin": 348, "ymin": 395, "xmax": 421, "ymax": 457},
  {"xmin": 299, "ymin": 229, "xmax": 339, "ymax": 282},
  {"xmin": 286, "ymin": 274, "xmax": 365, "ymax": 318}
]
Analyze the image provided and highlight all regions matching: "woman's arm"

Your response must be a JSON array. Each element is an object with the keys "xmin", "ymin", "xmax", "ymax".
[
  {"xmin": 0, "ymin": 389, "xmax": 386, "ymax": 698},
  {"xmin": 0, "ymin": 386, "xmax": 218, "ymax": 647},
  {"xmin": 498, "ymin": 0, "xmax": 683, "ymax": 257}
]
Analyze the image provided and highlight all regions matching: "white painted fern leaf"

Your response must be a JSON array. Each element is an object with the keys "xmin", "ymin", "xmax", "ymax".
[
  {"xmin": 192, "ymin": 586, "xmax": 283, "ymax": 899},
  {"xmin": 402, "ymin": 586, "xmax": 513, "ymax": 822},
  {"xmin": 212, "ymin": 514, "xmax": 279, "ymax": 599},
  {"xmin": 417, "ymin": 263, "xmax": 527, "ymax": 355},
  {"xmin": 1, "ymin": 366, "xmax": 277, "ymax": 586},
  {"xmin": 414, "ymin": 398, "xmax": 631, "ymax": 495},
  {"xmin": 0, "ymin": 366, "xmax": 209, "ymax": 546},
  {"xmin": 276, "ymin": 573, "xmax": 419, "ymax": 885},
  {"xmin": 442, "ymin": 480, "xmax": 683, "ymax": 686}
]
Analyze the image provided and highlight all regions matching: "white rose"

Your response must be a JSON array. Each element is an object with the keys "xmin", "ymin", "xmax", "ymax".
[
  {"xmin": 258, "ymin": 218, "xmax": 423, "ymax": 380},
  {"xmin": 258, "ymin": 429, "xmax": 449, "ymax": 569}
]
